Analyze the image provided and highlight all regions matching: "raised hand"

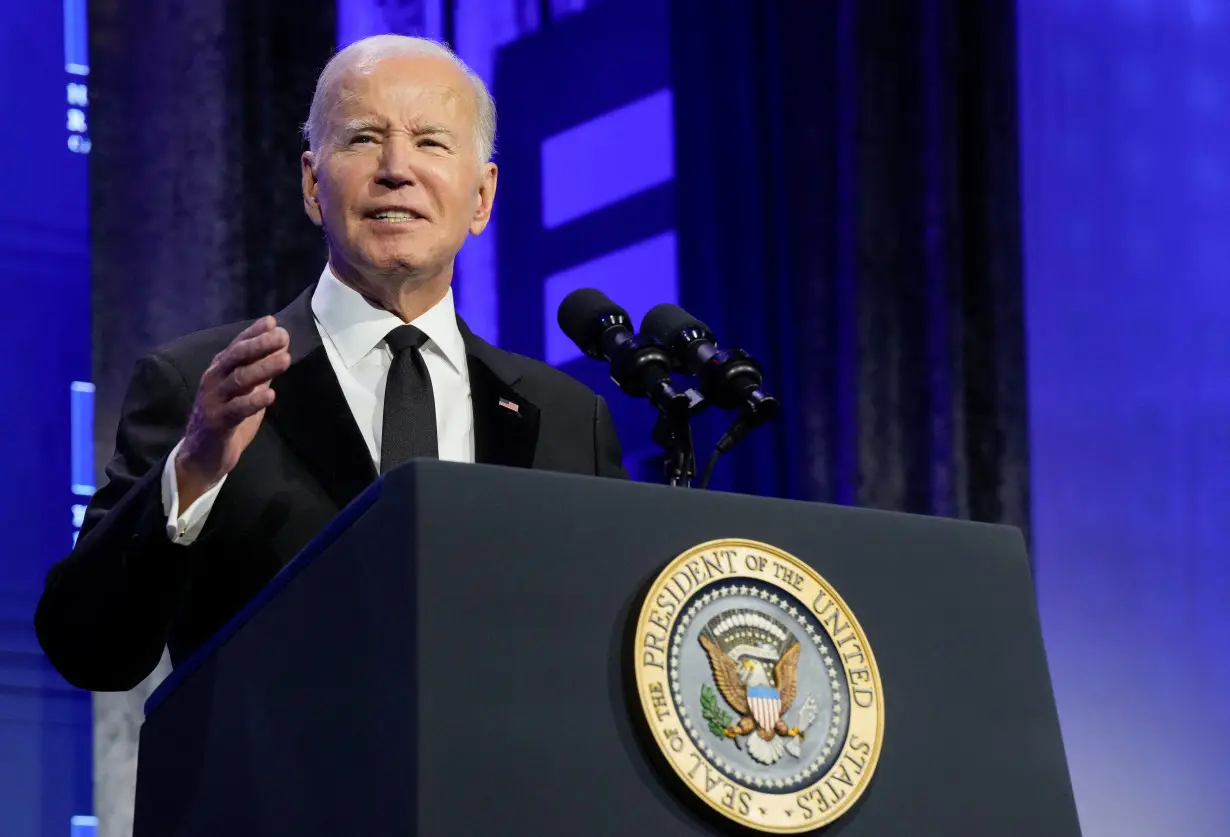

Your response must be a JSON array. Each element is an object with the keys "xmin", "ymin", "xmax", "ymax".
[{"xmin": 175, "ymin": 316, "xmax": 291, "ymax": 508}]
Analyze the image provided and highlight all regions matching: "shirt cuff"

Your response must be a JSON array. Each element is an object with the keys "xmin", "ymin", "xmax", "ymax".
[{"xmin": 160, "ymin": 439, "xmax": 226, "ymax": 546}]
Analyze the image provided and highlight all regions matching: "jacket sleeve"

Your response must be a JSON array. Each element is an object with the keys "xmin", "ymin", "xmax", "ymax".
[
  {"xmin": 593, "ymin": 394, "xmax": 630, "ymax": 479},
  {"xmin": 34, "ymin": 351, "xmax": 197, "ymax": 691}
]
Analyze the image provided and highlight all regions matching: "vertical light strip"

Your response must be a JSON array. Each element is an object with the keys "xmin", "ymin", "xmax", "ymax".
[
  {"xmin": 63, "ymin": 0, "xmax": 88, "ymax": 74},
  {"xmin": 70, "ymin": 381, "xmax": 94, "ymax": 496}
]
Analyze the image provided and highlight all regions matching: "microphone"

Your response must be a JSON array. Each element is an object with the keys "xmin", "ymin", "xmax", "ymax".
[
  {"xmin": 640, "ymin": 304, "xmax": 779, "ymax": 433},
  {"xmin": 557, "ymin": 289, "xmax": 691, "ymax": 419}
]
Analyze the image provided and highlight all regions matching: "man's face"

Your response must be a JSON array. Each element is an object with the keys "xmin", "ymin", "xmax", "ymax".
[{"xmin": 301, "ymin": 54, "xmax": 497, "ymax": 290}]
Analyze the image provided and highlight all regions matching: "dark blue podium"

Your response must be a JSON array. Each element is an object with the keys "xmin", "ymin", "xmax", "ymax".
[{"xmin": 133, "ymin": 460, "xmax": 1081, "ymax": 836}]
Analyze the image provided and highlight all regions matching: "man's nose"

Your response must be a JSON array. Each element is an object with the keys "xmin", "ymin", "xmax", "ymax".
[{"xmin": 375, "ymin": 138, "xmax": 416, "ymax": 188}]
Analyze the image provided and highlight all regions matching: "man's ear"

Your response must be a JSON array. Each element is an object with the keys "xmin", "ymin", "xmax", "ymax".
[
  {"xmin": 468, "ymin": 162, "xmax": 498, "ymax": 236},
  {"xmin": 302, "ymin": 151, "xmax": 323, "ymax": 226}
]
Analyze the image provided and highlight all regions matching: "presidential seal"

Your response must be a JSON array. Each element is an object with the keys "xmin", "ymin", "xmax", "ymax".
[{"xmin": 634, "ymin": 539, "xmax": 884, "ymax": 833}]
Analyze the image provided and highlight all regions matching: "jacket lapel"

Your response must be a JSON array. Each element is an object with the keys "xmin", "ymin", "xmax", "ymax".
[
  {"xmin": 268, "ymin": 285, "xmax": 378, "ymax": 511},
  {"xmin": 265, "ymin": 286, "xmax": 539, "ymax": 504},
  {"xmin": 459, "ymin": 318, "xmax": 540, "ymax": 469}
]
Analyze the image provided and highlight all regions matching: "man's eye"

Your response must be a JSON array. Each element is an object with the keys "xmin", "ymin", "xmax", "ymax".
[{"xmin": 350, "ymin": 135, "xmax": 375, "ymax": 144}]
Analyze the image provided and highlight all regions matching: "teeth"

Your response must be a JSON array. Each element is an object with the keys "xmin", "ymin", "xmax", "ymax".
[{"xmin": 373, "ymin": 211, "xmax": 418, "ymax": 221}]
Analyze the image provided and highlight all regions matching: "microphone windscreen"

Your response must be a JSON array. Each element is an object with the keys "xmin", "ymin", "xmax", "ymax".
[
  {"xmin": 640, "ymin": 303, "xmax": 711, "ymax": 345},
  {"xmin": 557, "ymin": 288, "xmax": 629, "ymax": 354}
]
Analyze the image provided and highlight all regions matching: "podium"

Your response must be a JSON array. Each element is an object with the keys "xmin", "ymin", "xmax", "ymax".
[{"xmin": 133, "ymin": 461, "xmax": 1081, "ymax": 836}]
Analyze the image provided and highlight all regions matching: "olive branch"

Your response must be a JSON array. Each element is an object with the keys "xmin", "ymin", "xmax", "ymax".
[{"xmin": 700, "ymin": 683, "xmax": 733, "ymax": 738}]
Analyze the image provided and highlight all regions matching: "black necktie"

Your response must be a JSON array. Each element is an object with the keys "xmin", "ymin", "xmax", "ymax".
[{"xmin": 380, "ymin": 324, "xmax": 438, "ymax": 474}]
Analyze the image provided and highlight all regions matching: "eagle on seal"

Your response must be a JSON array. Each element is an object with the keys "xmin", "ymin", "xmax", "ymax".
[{"xmin": 699, "ymin": 609, "xmax": 804, "ymax": 765}]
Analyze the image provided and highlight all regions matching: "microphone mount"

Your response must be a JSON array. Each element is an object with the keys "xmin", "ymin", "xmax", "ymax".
[{"xmin": 651, "ymin": 387, "xmax": 708, "ymax": 488}]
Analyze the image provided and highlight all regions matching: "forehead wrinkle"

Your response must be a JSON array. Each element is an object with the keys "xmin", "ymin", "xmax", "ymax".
[
  {"xmin": 335, "ymin": 87, "xmax": 468, "ymax": 128},
  {"xmin": 339, "ymin": 64, "xmax": 468, "ymax": 108}
]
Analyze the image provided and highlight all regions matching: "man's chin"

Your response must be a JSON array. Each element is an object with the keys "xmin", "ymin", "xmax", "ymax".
[
  {"xmin": 368, "ymin": 258, "xmax": 432, "ymax": 278},
  {"xmin": 356, "ymin": 254, "xmax": 449, "ymax": 285},
  {"xmin": 329, "ymin": 242, "xmax": 451, "ymax": 286}
]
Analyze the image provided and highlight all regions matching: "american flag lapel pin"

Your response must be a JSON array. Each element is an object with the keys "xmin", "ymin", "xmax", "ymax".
[{"xmin": 498, "ymin": 397, "xmax": 521, "ymax": 415}]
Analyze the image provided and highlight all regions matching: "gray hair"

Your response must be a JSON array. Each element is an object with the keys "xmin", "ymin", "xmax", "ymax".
[{"xmin": 304, "ymin": 34, "xmax": 497, "ymax": 164}]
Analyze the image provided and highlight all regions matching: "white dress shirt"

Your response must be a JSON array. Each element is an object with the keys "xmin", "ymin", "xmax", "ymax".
[{"xmin": 160, "ymin": 264, "xmax": 474, "ymax": 545}]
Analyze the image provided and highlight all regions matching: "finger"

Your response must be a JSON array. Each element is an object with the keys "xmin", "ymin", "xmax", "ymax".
[
  {"xmin": 218, "ymin": 350, "xmax": 290, "ymax": 398},
  {"xmin": 216, "ymin": 327, "xmax": 290, "ymax": 376},
  {"xmin": 231, "ymin": 315, "xmax": 277, "ymax": 345},
  {"xmin": 219, "ymin": 387, "xmax": 276, "ymax": 424}
]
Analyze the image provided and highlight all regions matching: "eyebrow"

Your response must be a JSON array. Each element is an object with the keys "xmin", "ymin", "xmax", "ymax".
[
  {"xmin": 340, "ymin": 118, "xmax": 386, "ymax": 135},
  {"xmin": 412, "ymin": 123, "xmax": 456, "ymax": 138},
  {"xmin": 339, "ymin": 119, "xmax": 457, "ymax": 138}
]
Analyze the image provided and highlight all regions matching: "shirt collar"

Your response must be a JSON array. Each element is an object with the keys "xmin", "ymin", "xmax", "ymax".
[{"xmin": 310, "ymin": 263, "xmax": 467, "ymax": 374}]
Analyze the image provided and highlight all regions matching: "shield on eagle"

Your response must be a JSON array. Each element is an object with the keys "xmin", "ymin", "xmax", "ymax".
[{"xmin": 746, "ymin": 685, "xmax": 782, "ymax": 731}]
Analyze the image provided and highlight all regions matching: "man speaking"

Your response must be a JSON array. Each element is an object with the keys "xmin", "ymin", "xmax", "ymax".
[{"xmin": 35, "ymin": 34, "xmax": 627, "ymax": 693}]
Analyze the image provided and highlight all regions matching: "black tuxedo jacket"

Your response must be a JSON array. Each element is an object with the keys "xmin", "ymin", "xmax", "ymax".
[{"xmin": 34, "ymin": 285, "xmax": 627, "ymax": 692}]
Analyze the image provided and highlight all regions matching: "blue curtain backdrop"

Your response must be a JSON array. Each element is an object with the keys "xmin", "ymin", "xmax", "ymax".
[{"xmin": 669, "ymin": 0, "xmax": 1030, "ymax": 530}]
